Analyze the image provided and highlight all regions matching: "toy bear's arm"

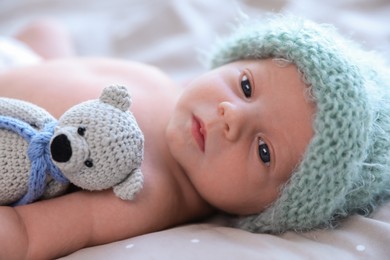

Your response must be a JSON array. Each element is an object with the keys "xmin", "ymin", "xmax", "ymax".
[
  {"xmin": 113, "ymin": 168, "xmax": 144, "ymax": 200},
  {"xmin": 0, "ymin": 98, "xmax": 55, "ymax": 129}
]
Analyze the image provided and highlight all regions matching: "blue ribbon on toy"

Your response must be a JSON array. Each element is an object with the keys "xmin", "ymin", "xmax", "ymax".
[{"xmin": 0, "ymin": 116, "xmax": 69, "ymax": 206}]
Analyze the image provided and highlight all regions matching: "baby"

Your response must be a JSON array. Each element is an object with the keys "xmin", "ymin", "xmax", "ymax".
[{"xmin": 0, "ymin": 15, "xmax": 389, "ymax": 259}]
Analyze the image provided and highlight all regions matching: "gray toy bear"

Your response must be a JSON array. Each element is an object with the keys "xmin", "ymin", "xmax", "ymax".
[{"xmin": 0, "ymin": 85, "xmax": 144, "ymax": 206}]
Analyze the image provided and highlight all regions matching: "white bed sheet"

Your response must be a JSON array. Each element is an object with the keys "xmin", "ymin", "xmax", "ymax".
[
  {"xmin": 0, "ymin": 0, "xmax": 389, "ymax": 81},
  {"xmin": 61, "ymin": 201, "xmax": 390, "ymax": 259},
  {"xmin": 0, "ymin": 0, "xmax": 389, "ymax": 259}
]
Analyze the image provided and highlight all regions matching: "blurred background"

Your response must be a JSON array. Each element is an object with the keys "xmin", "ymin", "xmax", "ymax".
[{"xmin": 0, "ymin": 0, "xmax": 389, "ymax": 81}]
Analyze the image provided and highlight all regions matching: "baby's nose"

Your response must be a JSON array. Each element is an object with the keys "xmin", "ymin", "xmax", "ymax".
[
  {"xmin": 218, "ymin": 101, "xmax": 244, "ymax": 141},
  {"xmin": 50, "ymin": 134, "xmax": 72, "ymax": 162}
]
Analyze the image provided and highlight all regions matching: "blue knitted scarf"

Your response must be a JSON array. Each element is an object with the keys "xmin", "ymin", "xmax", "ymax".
[{"xmin": 0, "ymin": 115, "xmax": 69, "ymax": 206}]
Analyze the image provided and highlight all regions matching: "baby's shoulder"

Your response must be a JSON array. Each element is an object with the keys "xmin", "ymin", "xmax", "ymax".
[{"xmin": 0, "ymin": 57, "xmax": 180, "ymax": 118}]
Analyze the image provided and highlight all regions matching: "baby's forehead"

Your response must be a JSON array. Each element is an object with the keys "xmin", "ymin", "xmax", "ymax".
[
  {"xmin": 228, "ymin": 58, "xmax": 308, "ymax": 88},
  {"xmin": 226, "ymin": 58, "xmax": 297, "ymax": 72}
]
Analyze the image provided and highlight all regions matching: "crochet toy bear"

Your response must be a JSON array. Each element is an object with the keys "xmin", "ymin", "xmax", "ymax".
[{"xmin": 0, "ymin": 85, "xmax": 144, "ymax": 206}]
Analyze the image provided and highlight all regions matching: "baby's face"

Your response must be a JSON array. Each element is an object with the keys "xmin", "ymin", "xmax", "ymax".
[{"xmin": 166, "ymin": 59, "xmax": 315, "ymax": 215}]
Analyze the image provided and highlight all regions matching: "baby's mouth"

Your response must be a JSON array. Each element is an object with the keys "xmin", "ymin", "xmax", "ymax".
[{"xmin": 192, "ymin": 115, "xmax": 206, "ymax": 152}]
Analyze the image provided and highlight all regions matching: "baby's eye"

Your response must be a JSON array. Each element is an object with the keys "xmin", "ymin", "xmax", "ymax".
[
  {"xmin": 241, "ymin": 74, "xmax": 252, "ymax": 98},
  {"xmin": 258, "ymin": 139, "xmax": 271, "ymax": 166}
]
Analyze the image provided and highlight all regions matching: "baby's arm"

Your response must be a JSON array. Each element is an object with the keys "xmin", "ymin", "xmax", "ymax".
[
  {"xmin": 0, "ymin": 179, "xmax": 201, "ymax": 259},
  {"xmin": 19, "ymin": 191, "xmax": 137, "ymax": 259},
  {"xmin": 0, "ymin": 192, "xmax": 110, "ymax": 259},
  {"xmin": 0, "ymin": 191, "xmax": 161, "ymax": 259},
  {"xmin": 0, "ymin": 206, "xmax": 29, "ymax": 258}
]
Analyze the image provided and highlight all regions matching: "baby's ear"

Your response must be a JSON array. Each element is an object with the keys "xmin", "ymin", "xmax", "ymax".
[{"xmin": 100, "ymin": 85, "xmax": 131, "ymax": 111}]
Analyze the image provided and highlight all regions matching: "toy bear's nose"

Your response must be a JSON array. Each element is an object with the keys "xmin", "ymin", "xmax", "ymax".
[{"xmin": 51, "ymin": 134, "xmax": 72, "ymax": 163}]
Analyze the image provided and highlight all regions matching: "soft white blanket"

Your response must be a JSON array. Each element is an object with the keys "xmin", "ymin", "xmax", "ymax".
[{"xmin": 0, "ymin": 0, "xmax": 389, "ymax": 259}]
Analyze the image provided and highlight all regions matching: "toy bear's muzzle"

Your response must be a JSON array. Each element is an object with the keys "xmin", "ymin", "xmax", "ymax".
[
  {"xmin": 50, "ymin": 126, "xmax": 91, "ymax": 175},
  {"xmin": 51, "ymin": 134, "xmax": 72, "ymax": 163}
]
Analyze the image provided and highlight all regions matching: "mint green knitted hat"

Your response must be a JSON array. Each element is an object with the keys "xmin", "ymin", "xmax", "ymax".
[{"xmin": 208, "ymin": 15, "xmax": 390, "ymax": 233}]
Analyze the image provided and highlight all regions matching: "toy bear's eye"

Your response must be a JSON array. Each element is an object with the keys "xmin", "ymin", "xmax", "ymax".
[
  {"xmin": 84, "ymin": 159, "xmax": 93, "ymax": 168},
  {"xmin": 78, "ymin": 127, "xmax": 86, "ymax": 136}
]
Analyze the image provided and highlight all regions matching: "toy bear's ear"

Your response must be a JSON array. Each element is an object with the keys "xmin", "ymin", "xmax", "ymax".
[{"xmin": 100, "ymin": 85, "xmax": 132, "ymax": 112}]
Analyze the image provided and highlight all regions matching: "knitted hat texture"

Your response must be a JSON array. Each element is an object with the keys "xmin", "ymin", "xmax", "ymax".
[{"xmin": 207, "ymin": 15, "xmax": 390, "ymax": 233}]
